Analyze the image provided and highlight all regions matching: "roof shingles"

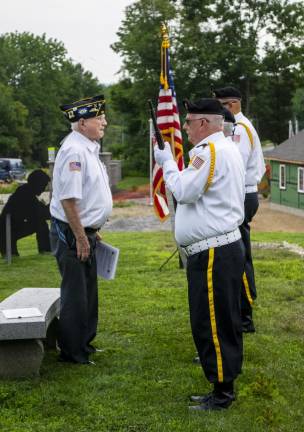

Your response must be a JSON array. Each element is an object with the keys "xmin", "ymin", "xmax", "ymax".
[{"xmin": 265, "ymin": 130, "xmax": 304, "ymax": 164}]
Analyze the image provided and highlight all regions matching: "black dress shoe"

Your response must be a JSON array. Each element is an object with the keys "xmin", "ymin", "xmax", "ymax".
[
  {"xmin": 86, "ymin": 344, "xmax": 104, "ymax": 354},
  {"xmin": 242, "ymin": 322, "xmax": 256, "ymax": 333},
  {"xmin": 58, "ymin": 354, "xmax": 77, "ymax": 364},
  {"xmin": 190, "ymin": 392, "xmax": 213, "ymax": 404},
  {"xmin": 84, "ymin": 360, "xmax": 96, "ymax": 365},
  {"xmin": 189, "ymin": 392, "xmax": 235, "ymax": 411},
  {"xmin": 192, "ymin": 356, "xmax": 201, "ymax": 365},
  {"xmin": 58, "ymin": 353, "xmax": 91, "ymax": 364}
]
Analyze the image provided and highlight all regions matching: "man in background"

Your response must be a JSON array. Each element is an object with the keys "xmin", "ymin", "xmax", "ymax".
[{"xmin": 214, "ymin": 87, "xmax": 265, "ymax": 333}]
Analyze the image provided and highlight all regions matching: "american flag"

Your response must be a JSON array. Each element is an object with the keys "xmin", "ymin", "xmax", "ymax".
[{"xmin": 152, "ymin": 25, "xmax": 184, "ymax": 221}]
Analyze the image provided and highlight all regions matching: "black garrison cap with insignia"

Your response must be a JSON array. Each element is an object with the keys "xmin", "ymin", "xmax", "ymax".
[
  {"xmin": 183, "ymin": 98, "xmax": 224, "ymax": 116},
  {"xmin": 213, "ymin": 86, "xmax": 242, "ymax": 100},
  {"xmin": 222, "ymin": 107, "xmax": 236, "ymax": 123},
  {"xmin": 60, "ymin": 95, "xmax": 105, "ymax": 122}
]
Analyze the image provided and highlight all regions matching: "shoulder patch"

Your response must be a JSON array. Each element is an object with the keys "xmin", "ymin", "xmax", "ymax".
[
  {"xmin": 69, "ymin": 161, "xmax": 81, "ymax": 171},
  {"xmin": 191, "ymin": 155, "xmax": 205, "ymax": 170}
]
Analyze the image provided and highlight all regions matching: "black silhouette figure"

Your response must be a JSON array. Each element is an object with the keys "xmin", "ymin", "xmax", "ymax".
[{"xmin": 0, "ymin": 170, "xmax": 51, "ymax": 257}]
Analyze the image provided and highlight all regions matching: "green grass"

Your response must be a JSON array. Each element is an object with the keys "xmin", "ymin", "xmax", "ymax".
[
  {"xmin": 113, "ymin": 200, "xmax": 137, "ymax": 208},
  {"xmin": 116, "ymin": 177, "xmax": 148, "ymax": 191},
  {"xmin": 0, "ymin": 181, "xmax": 19, "ymax": 195},
  {"xmin": 252, "ymin": 232, "xmax": 304, "ymax": 248},
  {"xmin": 0, "ymin": 232, "xmax": 303, "ymax": 432}
]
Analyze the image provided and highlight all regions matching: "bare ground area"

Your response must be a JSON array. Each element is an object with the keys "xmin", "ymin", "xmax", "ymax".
[{"xmin": 252, "ymin": 199, "xmax": 304, "ymax": 232}]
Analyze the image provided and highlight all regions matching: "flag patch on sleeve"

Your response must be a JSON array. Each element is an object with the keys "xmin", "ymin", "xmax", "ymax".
[
  {"xmin": 191, "ymin": 156, "xmax": 205, "ymax": 170},
  {"xmin": 69, "ymin": 161, "xmax": 81, "ymax": 171},
  {"xmin": 232, "ymin": 134, "xmax": 240, "ymax": 143}
]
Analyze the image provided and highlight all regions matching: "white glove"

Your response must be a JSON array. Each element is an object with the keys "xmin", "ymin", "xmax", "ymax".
[{"xmin": 154, "ymin": 142, "xmax": 174, "ymax": 167}]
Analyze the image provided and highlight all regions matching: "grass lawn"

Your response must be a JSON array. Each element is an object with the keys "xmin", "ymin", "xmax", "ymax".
[
  {"xmin": 252, "ymin": 232, "xmax": 304, "ymax": 248},
  {"xmin": 0, "ymin": 232, "xmax": 303, "ymax": 432}
]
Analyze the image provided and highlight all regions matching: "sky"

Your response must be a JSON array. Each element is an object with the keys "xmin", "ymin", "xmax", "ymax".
[{"xmin": 0, "ymin": 0, "xmax": 135, "ymax": 84}]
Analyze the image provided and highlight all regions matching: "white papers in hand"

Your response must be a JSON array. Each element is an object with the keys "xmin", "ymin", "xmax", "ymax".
[
  {"xmin": 95, "ymin": 241, "xmax": 120, "ymax": 280},
  {"xmin": 2, "ymin": 307, "xmax": 43, "ymax": 319}
]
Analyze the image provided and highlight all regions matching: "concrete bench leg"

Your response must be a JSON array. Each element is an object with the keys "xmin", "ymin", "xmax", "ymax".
[{"xmin": 0, "ymin": 339, "xmax": 44, "ymax": 378}]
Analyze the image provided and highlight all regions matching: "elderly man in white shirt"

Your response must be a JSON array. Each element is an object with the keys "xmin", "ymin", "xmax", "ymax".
[
  {"xmin": 50, "ymin": 95, "xmax": 112, "ymax": 365},
  {"xmin": 214, "ymin": 87, "xmax": 265, "ymax": 333},
  {"xmin": 154, "ymin": 98, "xmax": 245, "ymax": 411}
]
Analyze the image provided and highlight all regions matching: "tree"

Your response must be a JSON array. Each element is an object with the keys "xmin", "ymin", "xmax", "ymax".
[
  {"xmin": 0, "ymin": 32, "xmax": 103, "ymax": 165},
  {"xmin": 112, "ymin": 0, "xmax": 304, "ymax": 173},
  {"xmin": 0, "ymin": 83, "xmax": 31, "ymax": 158},
  {"xmin": 111, "ymin": 0, "xmax": 178, "ymax": 173}
]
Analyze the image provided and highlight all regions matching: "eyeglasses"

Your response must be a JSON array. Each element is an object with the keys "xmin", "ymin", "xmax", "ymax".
[{"xmin": 184, "ymin": 117, "xmax": 210, "ymax": 125}]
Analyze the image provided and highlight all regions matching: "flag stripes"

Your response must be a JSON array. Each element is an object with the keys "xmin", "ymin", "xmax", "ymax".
[{"xmin": 152, "ymin": 27, "xmax": 184, "ymax": 221}]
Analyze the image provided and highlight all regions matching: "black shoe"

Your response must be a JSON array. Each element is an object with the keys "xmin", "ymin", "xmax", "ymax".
[
  {"xmin": 83, "ymin": 360, "xmax": 96, "ymax": 365},
  {"xmin": 86, "ymin": 344, "xmax": 104, "ymax": 354},
  {"xmin": 189, "ymin": 392, "xmax": 235, "ymax": 411},
  {"xmin": 190, "ymin": 392, "xmax": 213, "ymax": 404},
  {"xmin": 242, "ymin": 322, "xmax": 256, "ymax": 333},
  {"xmin": 58, "ymin": 353, "xmax": 91, "ymax": 364},
  {"xmin": 58, "ymin": 353, "xmax": 76, "ymax": 363},
  {"xmin": 192, "ymin": 356, "xmax": 201, "ymax": 365}
]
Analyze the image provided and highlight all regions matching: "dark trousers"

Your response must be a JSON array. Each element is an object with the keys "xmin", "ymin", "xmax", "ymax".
[
  {"xmin": 239, "ymin": 192, "xmax": 259, "ymax": 325},
  {"xmin": 50, "ymin": 219, "xmax": 98, "ymax": 363},
  {"xmin": 187, "ymin": 240, "xmax": 245, "ymax": 384}
]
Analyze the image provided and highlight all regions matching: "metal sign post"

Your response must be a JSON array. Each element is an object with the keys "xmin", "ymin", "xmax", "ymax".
[
  {"xmin": 149, "ymin": 118, "xmax": 153, "ymax": 206},
  {"xmin": 5, "ymin": 213, "xmax": 12, "ymax": 264},
  {"xmin": 47, "ymin": 147, "xmax": 56, "ymax": 201}
]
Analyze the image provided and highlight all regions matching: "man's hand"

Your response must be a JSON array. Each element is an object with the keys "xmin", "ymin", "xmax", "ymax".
[
  {"xmin": 154, "ymin": 142, "xmax": 174, "ymax": 167},
  {"xmin": 76, "ymin": 234, "xmax": 90, "ymax": 261},
  {"xmin": 61, "ymin": 198, "xmax": 91, "ymax": 262}
]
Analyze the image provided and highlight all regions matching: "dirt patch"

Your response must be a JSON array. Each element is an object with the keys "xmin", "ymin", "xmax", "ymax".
[
  {"xmin": 252, "ymin": 199, "xmax": 304, "ymax": 232},
  {"xmin": 113, "ymin": 184, "xmax": 150, "ymax": 201}
]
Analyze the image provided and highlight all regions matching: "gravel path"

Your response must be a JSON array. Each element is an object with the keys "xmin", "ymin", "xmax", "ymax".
[{"xmin": 104, "ymin": 215, "xmax": 171, "ymax": 232}]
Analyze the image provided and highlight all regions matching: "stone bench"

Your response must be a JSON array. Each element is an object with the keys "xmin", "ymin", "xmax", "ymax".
[{"xmin": 0, "ymin": 287, "xmax": 60, "ymax": 378}]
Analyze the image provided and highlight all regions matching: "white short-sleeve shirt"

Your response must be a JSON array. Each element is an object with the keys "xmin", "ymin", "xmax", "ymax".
[
  {"xmin": 233, "ymin": 112, "xmax": 266, "ymax": 187},
  {"xmin": 162, "ymin": 131, "xmax": 245, "ymax": 246},
  {"xmin": 50, "ymin": 131, "xmax": 113, "ymax": 228}
]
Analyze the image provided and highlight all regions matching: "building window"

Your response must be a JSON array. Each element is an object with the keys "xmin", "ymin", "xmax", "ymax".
[
  {"xmin": 279, "ymin": 164, "xmax": 286, "ymax": 190},
  {"xmin": 298, "ymin": 167, "xmax": 304, "ymax": 193}
]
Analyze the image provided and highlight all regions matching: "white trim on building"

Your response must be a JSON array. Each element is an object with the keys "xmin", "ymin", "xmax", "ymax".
[
  {"xmin": 279, "ymin": 164, "xmax": 286, "ymax": 190},
  {"xmin": 298, "ymin": 167, "xmax": 304, "ymax": 193}
]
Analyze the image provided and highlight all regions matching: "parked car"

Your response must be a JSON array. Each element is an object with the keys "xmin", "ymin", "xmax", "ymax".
[
  {"xmin": 0, "ymin": 160, "xmax": 12, "ymax": 182},
  {"xmin": 0, "ymin": 158, "xmax": 26, "ymax": 181}
]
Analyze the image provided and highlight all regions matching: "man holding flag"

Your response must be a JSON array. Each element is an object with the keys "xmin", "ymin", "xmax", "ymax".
[{"xmin": 154, "ymin": 97, "xmax": 246, "ymax": 411}]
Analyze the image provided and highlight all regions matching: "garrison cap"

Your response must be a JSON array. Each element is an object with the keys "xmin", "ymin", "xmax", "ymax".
[
  {"xmin": 60, "ymin": 95, "xmax": 105, "ymax": 123},
  {"xmin": 183, "ymin": 98, "xmax": 224, "ymax": 116},
  {"xmin": 213, "ymin": 87, "xmax": 242, "ymax": 100},
  {"xmin": 222, "ymin": 107, "xmax": 235, "ymax": 124}
]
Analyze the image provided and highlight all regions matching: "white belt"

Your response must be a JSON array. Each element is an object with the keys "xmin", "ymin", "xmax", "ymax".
[
  {"xmin": 182, "ymin": 228, "xmax": 241, "ymax": 257},
  {"xmin": 245, "ymin": 185, "xmax": 257, "ymax": 193}
]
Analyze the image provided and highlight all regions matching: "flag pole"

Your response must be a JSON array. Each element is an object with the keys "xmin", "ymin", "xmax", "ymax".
[{"xmin": 149, "ymin": 118, "xmax": 153, "ymax": 206}]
